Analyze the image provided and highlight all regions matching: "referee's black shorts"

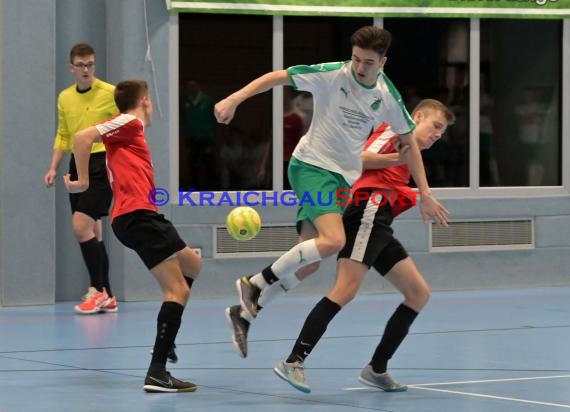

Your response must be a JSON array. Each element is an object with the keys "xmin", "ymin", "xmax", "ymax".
[
  {"xmin": 338, "ymin": 188, "xmax": 409, "ymax": 276},
  {"xmin": 68, "ymin": 152, "xmax": 112, "ymax": 220},
  {"xmin": 112, "ymin": 210, "xmax": 187, "ymax": 270}
]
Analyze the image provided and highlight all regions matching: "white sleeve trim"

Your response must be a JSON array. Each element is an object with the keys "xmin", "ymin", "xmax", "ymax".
[{"xmin": 95, "ymin": 113, "xmax": 137, "ymax": 135}]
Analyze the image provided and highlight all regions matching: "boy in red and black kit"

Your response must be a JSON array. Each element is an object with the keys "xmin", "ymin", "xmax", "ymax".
[
  {"xmin": 64, "ymin": 80, "xmax": 202, "ymax": 393},
  {"xmin": 274, "ymin": 99, "xmax": 455, "ymax": 393}
]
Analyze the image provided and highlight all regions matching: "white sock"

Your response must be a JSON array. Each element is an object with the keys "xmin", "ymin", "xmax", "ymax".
[
  {"xmin": 279, "ymin": 272, "xmax": 301, "ymax": 292},
  {"xmin": 249, "ymin": 240, "xmax": 320, "ymax": 291},
  {"xmin": 266, "ymin": 239, "xmax": 320, "ymax": 290},
  {"xmin": 271, "ymin": 239, "xmax": 321, "ymax": 279},
  {"xmin": 249, "ymin": 273, "xmax": 269, "ymax": 289},
  {"xmin": 240, "ymin": 308, "xmax": 253, "ymax": 322},
  {"xmin": 258, "ymin": 281, "xmax": 287, "ymax": 307}
]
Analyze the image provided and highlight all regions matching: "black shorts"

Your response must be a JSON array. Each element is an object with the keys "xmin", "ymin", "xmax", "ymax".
[
  {"xmin": 68, "ymin": 152, "xmax": 112, "ymax": 220},
  {"xmin": 338, "ymin": 189, "xmax": 408, "ymax": 276},
  {"xmin": 111, "ymin": 210, "xmax": 187, "ymax": 270}
]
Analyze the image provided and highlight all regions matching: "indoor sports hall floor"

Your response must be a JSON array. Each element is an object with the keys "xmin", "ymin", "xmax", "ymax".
[{"xmin": 1, "ymin": 286, "xmax": 569, "ymax": 411}]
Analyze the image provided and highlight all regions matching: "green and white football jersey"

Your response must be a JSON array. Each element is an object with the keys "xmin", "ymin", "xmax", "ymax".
[{"xmin": 288, "ymin": 61, "xmax": 415, "ymax": 185}]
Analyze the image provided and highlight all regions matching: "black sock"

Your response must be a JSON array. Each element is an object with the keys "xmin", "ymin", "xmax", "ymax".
[
  {"xmin": 286, "ymin": 297, "xmax": 341, "ymax": 363},
  {"xmin": 149, "ymin": 301, "xmax": 184, "ymax": 374},
  {"xmin": 260, "ymin": 266, "xmax": 279, "ymax": 285},
  {"xmin": 370, "ymin": 304, "xmax": 418, "ymax": 374},
  {"xmin": 99, "ymin": 241, "xmax": 112, "ymax": 297},
  {"xmin": 79, "ymin": 237, "xmax": 103, "ymax": 292}
]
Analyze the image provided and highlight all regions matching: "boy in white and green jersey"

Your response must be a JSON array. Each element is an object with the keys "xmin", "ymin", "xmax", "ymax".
[
  {"xmin": 288, "ymin": 61, "xmax": 414, "ymax": 185},
  {"xmin": 215, "ymin": 26, "xmax": 449, "ymax": 360}
]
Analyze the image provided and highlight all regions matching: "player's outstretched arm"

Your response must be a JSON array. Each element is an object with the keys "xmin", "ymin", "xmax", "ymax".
[
  {"xmin": 418, "ymin": 192, "xmax": 449, "ymax": 227},
  {"xmin": 399, "ymin": 131, "xmax": 449, "ymax": 227},
  {"xmin": 214, "ymin": 70, "xmax": 290, "ymax": 125}
]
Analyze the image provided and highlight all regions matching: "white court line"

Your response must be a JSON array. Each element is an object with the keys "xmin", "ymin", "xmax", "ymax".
[
  {"xmin": 344, "ymin": 374, "xmax": 570, "ymax": 408},
  {"xmin": 410, "ymin": 386, "xmax": 570, "ymax": 409},
  {"xmin": 411, "ymin": 374, "xmax": 570, "ymax": 387},
  {"xmin": 344, "ymin": 373, "xmax": 570, "ymax": 390}
]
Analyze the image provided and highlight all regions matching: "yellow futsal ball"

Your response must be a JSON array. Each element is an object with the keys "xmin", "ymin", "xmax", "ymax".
[{"xmin": 226, "ymin": 206, "xmax": 262, "ymax": 241}]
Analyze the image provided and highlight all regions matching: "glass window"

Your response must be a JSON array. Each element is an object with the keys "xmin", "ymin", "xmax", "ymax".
[
  {"xmin": 178, "ymin": 16, "xmax": 564, "ymax": 192},
  {"xmin": 480, "ymin": 19, "xmax": 562, "ymax": 187},
  {"xmin": 179, "ymin": 14, "xmax": 272, "ymax": 191},
  {"xmin": 384, "ymin": 19, "xmax": 470, "ymax": 188}
]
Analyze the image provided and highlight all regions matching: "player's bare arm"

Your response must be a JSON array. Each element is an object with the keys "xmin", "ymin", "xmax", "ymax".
[
  {"xmin": 63, "ymin": 127, "xmax": 102, "ymax": 193},
  {"xmin": 361, "ymin": 151, "xmax": 405, "ymax": 169},
  {"xmin": 214, "ymin": 70, "xmax": 291, "ymax": 125},
  {"xmin": 399, "ymin": 131, "xmax": 449, "ymax": 227}
]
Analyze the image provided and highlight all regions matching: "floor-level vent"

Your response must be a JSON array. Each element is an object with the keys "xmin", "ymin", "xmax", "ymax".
[
  {"xmin": 430, "ymin": 219, "xmax": 534, "ymax": 252},
  {"xmin": 214, "ymin": 225, "xmax": 298, "ymax": 258}
]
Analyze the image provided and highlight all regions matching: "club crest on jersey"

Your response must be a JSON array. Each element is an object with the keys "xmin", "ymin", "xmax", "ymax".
[{"xmin": 371, "ymin": 98, "xmax": 382, "ymax": 111}]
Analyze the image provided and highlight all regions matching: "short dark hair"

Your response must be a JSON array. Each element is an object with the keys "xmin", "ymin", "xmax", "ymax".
[
  {"xmin": 114, "ymin": 80, "xmax": 149, "ymax": 113},
  {"xmin": 412, "ymin": 99, "xmax": 456, "ymax": 125},
  {"xmin": 69, "ymin": 43, "xmax": 95, "ymax": 63},
  {"xmin": 351, "ymin": 26, "xmax": 392, "ymax": 57}
]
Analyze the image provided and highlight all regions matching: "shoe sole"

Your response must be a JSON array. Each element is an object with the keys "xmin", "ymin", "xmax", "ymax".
[
  {"xmin": 75, "ymin": 296, "xmax": 108, "ymax": 314},
  {"xmin": 273, "ymin": 366, "xmax": 311, "ymax": 393},
  {"xmin": 358, "ymin": 376, "xmax": 408, "ymax": 392},
  {"xmin": 143, "ymin": 384, "xmax": 197, "ymax": 393},
  {"xmin": 74, "ymin": 306, "xmax": 104, "ymax": 314},
  {"xmin": 100, "ymin": 307, "xmax": 118, "ymax": 313},
  {"xmin": 225, "ymin": 307, "xmax": 247, "ymax": 358},
  {"xmin": 235, "ymin": 278, "xmax": 257, "ymax": 319}
]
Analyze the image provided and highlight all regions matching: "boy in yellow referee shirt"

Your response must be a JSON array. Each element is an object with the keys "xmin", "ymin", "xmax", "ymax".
[{"xmin": 44, "ymin": 43, "xmax": 118, "ymax": 314}]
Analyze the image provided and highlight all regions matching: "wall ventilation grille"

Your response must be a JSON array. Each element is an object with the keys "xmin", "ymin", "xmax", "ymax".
[
  {"xmin": 214, "ymin": 219, "xmax": 534, "ymax": 256},
  {"xmin": 430, "ymin": 219, "xmax": 534, "ymax": 252},
  {"xmin": 215, "ymin": 225, "xmax": 298, "ymax": 258}
]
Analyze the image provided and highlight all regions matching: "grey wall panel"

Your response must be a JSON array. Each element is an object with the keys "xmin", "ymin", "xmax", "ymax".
[
  {"xmin": 0, "ymin": 0, "xmax": 57, "ymax": 305},
  {"xmin": 0, "ymin": 1, "xmax": 569, "ymax": 306},
  {"xmin": 53, "ymin": 0, "xmax": 108, "ymax": 302}
]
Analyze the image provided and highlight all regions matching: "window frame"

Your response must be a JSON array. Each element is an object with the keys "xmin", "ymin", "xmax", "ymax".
[{"xmin": 170, "ymin": 14, "xmax": 570, "ymax": 202}]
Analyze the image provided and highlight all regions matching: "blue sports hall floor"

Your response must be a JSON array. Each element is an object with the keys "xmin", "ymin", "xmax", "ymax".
[{"xmin": 1, "ymin": 286, "xmax": 569, "ymax": 411}]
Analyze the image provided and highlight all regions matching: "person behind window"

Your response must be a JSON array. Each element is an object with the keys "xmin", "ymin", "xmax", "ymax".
[
  {"xmin": 292, "ymin": 91, "xmax": 314, "ymax": 136},
  {"xmin": 514, "ymin": 86, "xmax": 550, "ymax": 185},
  {"xmin": 281, "ymin": 89, "xmax": 304, "ymax": 189},
  {"xmin": 402, "ymin": 83, "xmax": 421, "ymax": 113},
  {"xmin": 444, "ymin": 64, "xmax": 469, "ymax": 187},
  {"xmin": 257, "ymin": 90, "xmax": 310, "ymax": 190},
  {"xmin": 479, "ymin": 72, "xmax": 500, "ymax": 186},
  {"xmin": 181, "ymin": 80, "xmax": 217, "ymax": 189},
  {"xmin": 219, "ymin": 126, "xmax": 247, "ymax": 190}
]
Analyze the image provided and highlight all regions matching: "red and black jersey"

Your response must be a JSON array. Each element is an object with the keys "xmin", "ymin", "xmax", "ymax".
[
  {"xmin": 352, "ymin": 123, "xmax": 417, "ymax": 218},
  {"xmin": 95, "ymin": 113, "xmax": 157, "ymax": 221}
]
